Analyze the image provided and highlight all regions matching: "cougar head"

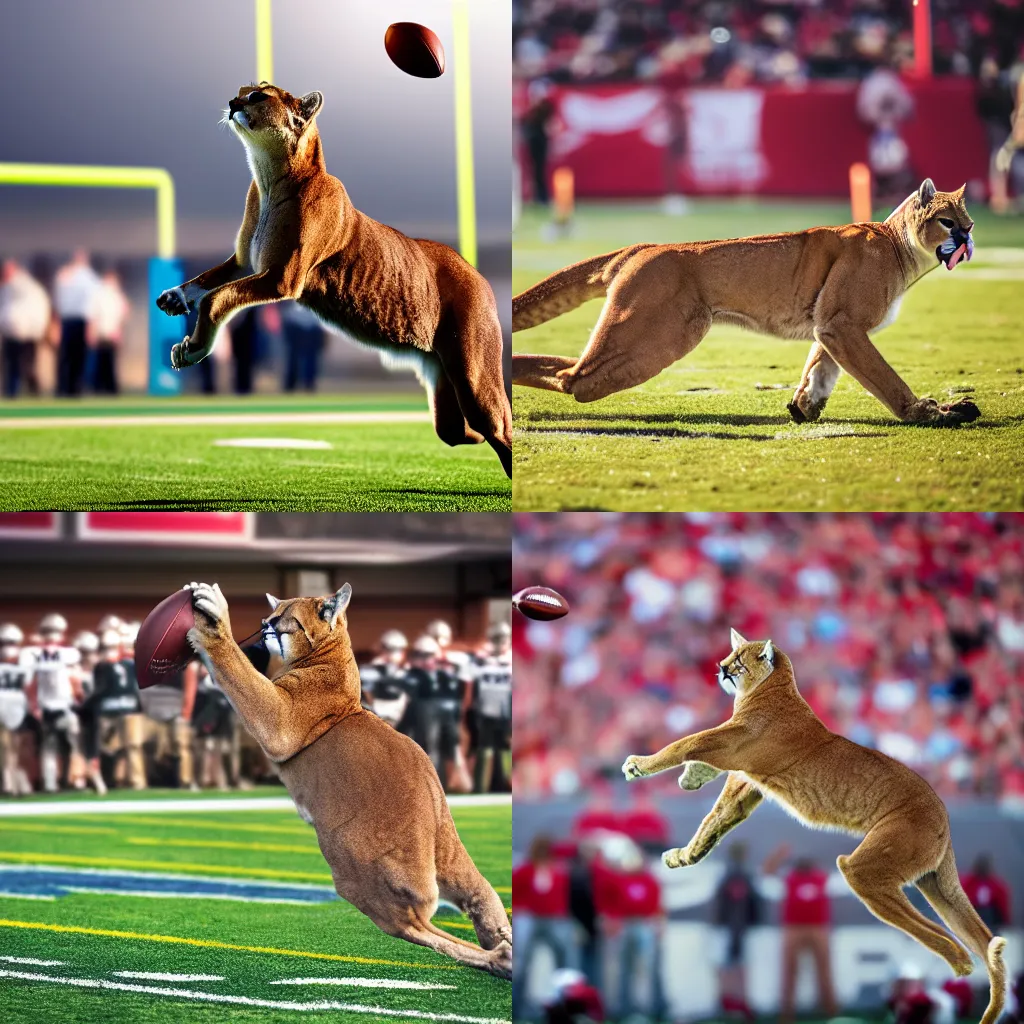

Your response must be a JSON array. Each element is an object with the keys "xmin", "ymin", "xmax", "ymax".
[
  {"xmin": 261, "ymin": 584, "xmax": 351, "ymax": 666},
  {"xmin": 718, "ymin": 628, "xmax": 777, "ymax": 698}
]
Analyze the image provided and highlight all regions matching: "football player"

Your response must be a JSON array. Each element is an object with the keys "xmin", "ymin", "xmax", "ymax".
[
  {"xmin": 93, "ymin": 628, "xmax": 145, "ymax": 791},
  {"xmin": 471, "ymin": 621, "xmax": 512, "ymax": 793},
  {"xmin": 360, "ymin": 630, "xmax": 411, "ymax": 728},
  {"xmin": 23, "ymin": 613, "xmax": 84, "ymax": 792},
  {"xmin": 0, "ymin": 624, "xmax": 31, "ymax": 795}
]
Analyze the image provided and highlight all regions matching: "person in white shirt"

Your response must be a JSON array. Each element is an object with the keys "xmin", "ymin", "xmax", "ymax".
[
  {"xmin": 88, "ymin": 268, "xmax": 130, "ymax": 394},
  {"xmin": 0, "ymin": 624, "xmax": 32, "ymax": 795},
  {"xmin": 52, "ymin": 249, "xmax": 101, "ymax": 397},
  {"xmin": 0, "ymin": 258, "xmax": 50, "ymax": 398},
  {"xmin": 23, "ymin": 613, "xmax": 84, "ymax": 792}
]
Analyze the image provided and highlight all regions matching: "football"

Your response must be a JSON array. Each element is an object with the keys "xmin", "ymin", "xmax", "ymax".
[
  {"xmin": 513, "ymin": 586, "xmax": 570, "ymax": 621},
  {"xmin": 135, "ymin": 588, "xmax": 195, "ymax": 689},
  {"xmin": 384, "ymin": 22, "xmax": 445, "ymax": 79}
]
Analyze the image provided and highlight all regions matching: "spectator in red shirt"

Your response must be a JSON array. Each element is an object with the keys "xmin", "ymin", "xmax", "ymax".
[
  {"xmin": 960, "ymin": 854, "xmax": 1012, "ymax": 933},
  {"xmin": 593, "ymin": 845, "xmax": 663, "ymax": 1020},
  {"xmin": 513, "ymin": 835, "xmax": 580, "ymax": 1019},
  {"xmin": 766, "ymin": 845, "xmax": 838, "ymax": 1023}
]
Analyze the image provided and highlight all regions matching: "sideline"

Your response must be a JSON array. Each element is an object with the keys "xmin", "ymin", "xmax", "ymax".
[{"xmin": 0, "ymin": 411, "xmax": 432, "ymax": 430}]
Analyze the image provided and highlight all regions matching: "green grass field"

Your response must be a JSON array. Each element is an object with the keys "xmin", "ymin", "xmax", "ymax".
[
  {"xmin": 0, "ymin": 790, "xmax": 510, "ymax": 1023},
  {"xmin": 0, "ymin": 394, "xmax": 510, "ymax": 511},
  {"xmin": 512, "ymin": 200, "xmax": 1024, "ymax": 510}
]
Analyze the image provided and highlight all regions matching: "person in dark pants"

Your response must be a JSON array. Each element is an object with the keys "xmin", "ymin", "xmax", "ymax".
[
  {"xmin": 280, "ymin": 301, "xmax": 325, "ymax": 391},
  {"xmin": 0, "ymin": 258, "xmax": 50, "ymax": 398},
  {"xmin": 230, "ymin": 307, "xmax": 259, "ymax": 394},
  {"xmin": 403, "ymin": 635, "xmax": 464, "ymax": 786},
  {"xmin": 522, "ymin": 79, "xmax": 555, "ymax": 205},
  {"xmin": 53, "ymin": 250, "xmax": 100, "ymax": 397},
  {"xmin": 714, "ymin": 842, "xmax": 761, "ymax": 1020}
]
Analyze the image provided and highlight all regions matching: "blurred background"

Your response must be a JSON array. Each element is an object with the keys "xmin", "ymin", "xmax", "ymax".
[
  {"xmin": 0, "ymin": 0, "xmax": 511, "ymax": 397},
  {"xmin": 513, "ymin": 0, "xmax": 1023, "ymax": 210},
  {"xmin": 0, "ymin": 511, "xmax": 510, "ymax": 795},
  {"xmin": 512, "ymin": 512, "xmax": 1024, "ymax": 1023}
]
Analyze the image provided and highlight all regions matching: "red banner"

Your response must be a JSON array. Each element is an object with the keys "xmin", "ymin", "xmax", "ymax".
[
  {"xmin": 77, "ymin": 513, "xmax": 253, "ymax": 545},
  {"xmin": 524, "ymin": 78, "xmax": 987, "ymax": 199},
  {"xmin": 0, "ymin": 512, "xmax": 60, "ymax": 538}
]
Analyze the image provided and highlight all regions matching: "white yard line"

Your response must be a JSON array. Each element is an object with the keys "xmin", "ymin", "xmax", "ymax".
[
  {"xmin": 0, "ymin": 794, "xmax": 509, "ymax": 817},
  {"xmin": 0, "ymin": 956, "xmax": 65, "ymax": 966},
  {"xmin": 0, "ymin": 891, "xmax": 56, "ymax": 901},
  {"xmin": 113, "ymin": 971, "xmax": 225, "ymax": 982},
  {"xmin": 269, "ymin": 977, "xmax": 457, "ymax": 991},
  {"xmin": 0, "ymin": 411, "xmax": 432, "ymax": 430},
  {"xmin": 0, "ymin": 970, "xmax": 509, "ymax": 1023}
]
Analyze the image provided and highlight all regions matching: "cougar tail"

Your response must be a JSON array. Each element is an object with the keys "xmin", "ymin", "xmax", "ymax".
[
  {"xmin": 512, "ymin": 246, "xmax": 646, "ymax": 332},
  {"xmin": 916, "ymin": 846, "xmax": 1006, "ymax": 1024}
]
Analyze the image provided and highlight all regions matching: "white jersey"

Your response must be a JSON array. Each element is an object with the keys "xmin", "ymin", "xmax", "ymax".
[
  {"xmin": 472, "ymin": 651, "xmax": 512, "ymax": 720},
  {"xmin": 0, "ymin": 660, "xmax": 30, "ymax": 731},
  {"xmin": 22, "ymin": 645, "xmax": 80, "ymax": 712}
]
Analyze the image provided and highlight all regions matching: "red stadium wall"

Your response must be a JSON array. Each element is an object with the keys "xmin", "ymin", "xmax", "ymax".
[{"xmin": 519, "ymin": 78, "xmax": 988, "ymax": 199}]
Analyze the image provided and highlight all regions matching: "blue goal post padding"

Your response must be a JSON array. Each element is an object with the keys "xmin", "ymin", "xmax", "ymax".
[{"xmin": 147, "ymin": 256, "xmax": 184, "ymax": 396}]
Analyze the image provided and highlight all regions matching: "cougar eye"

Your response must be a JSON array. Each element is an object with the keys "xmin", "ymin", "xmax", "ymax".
[
  {"xmin": 938, "ymin": 218, "xmax": 954, "ymax": 229},
  {"xmin": 247, "ymin": 91, "xmax": 269, "ymax": 103}
]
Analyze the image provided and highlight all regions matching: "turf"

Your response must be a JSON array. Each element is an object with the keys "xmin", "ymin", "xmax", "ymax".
[
  {"xmin": 0, "ymin": 394, "xmax": 510, "ymax": 511},
  {"xmin": 512, "ymin": 200, "xmax": 1024, "ymax": 511},
  {"xmin": 0, "ymin": 793, "xmax": 510, "ymax": 1023}
]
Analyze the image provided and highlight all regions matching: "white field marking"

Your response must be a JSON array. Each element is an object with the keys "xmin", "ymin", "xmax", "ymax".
[
  {"xmin": 0, "ymin": 794, "xmax": 509, "ymax": 817},
  {"xmin": 213, "ymin": 438, "xmax": 333, "ymax": 450},
  {"xmin": 0, "ymin": 956, "xmax": 65, "ymax": 966},
  {"xmin": 0, "ymin": 970, "xmax": 507, "ymax": 1023},
  {"xmin": 113, "ymin": 972, "xmax": 225, "ymax": 982},
  {"xmin": 0, "ymin": 412, "xmax": 431, "ymax": 430},
  {"xmin": 269, "ymin": 977, "xmax": 457, "ymax": 990},
  {"xmin": 63, "ymin": 887, "xmax": 323, "ymax": 906},
  {"xmin": 0, "ymin": 891, "xmax": 57, "ymax": 901}
]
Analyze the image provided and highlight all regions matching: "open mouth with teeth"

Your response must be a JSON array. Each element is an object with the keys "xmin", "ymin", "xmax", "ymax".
[{"xmin": 936, "ymin": 232, "xmax": 974, "ymax": 271}]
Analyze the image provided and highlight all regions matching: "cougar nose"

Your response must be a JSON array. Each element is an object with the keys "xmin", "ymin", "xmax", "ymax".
[{"xmin": 229, "ymin": 97, "xmax": 243, "ymax": 113}]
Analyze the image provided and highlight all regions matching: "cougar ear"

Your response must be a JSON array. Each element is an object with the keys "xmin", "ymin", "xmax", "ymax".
[
  {"xmin": 730, "ymin": 627, "xmax": 748, "ymax": 650},
  {"xmin": 266, "ymin": 593, "xmax": 280, "ymax": 611},
  {"xmin": 918, "ymin": 178, "xmax": 936, "ymax": 206},
  {"xmin": 760, "ymin": 639, "xmax": 775, "ymax": 666},
  {"xmin": 299, "ymin": 90, "xmax": 323, "ymax": 122},
  {"xmin": 321, "ymin": 583, "xmax": 352, "ymax": 629}
]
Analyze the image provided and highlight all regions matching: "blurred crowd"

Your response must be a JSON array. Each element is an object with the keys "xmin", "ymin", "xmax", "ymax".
[
  {"xmin": 0, "ymin": 611, "xmax": 510, "ymax": 796},
  {"xmin": 513, "ymin": 0, "xmax": 1024, "ymax": 86},
  {"xmin": 0, "ymin": 250, "xmax": 330, "ymax": 398},
  {"xmin": 512, "ymin": 512, "xmax": 1024, "ymax": 801},
  {"xmin": 0, "ymin": 250, "xmax": 130, "ymax": 398},
  {"xmin": 514, "ymin": 796, "xmax": 1016, "ymax": 1022}
]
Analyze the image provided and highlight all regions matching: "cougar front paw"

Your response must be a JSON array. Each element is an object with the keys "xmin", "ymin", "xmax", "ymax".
[
  {"xmin": 787, "ymin": 392, "xmax": 826, "ymax": 424},
  {"xmin": 905, "ymin": 396, "xmax": 981, "ymax": 427},
  {"xmin": 156, "ymin": 286, "xmax": 190, "ymax": 317},
  {"xmin": 678, "ymin": 762, "xmax": 721, "ymax": 791},
  {"xmin": 186, "ymin": 582, "xmax": 231, "ymax": 644},
  {"xmin": 663, "ymin": 846, "xmax": 691, "ymax": 869},
  {"xmin": 621, "ymin": 755, "xmax": 649, "ymax": 781}
]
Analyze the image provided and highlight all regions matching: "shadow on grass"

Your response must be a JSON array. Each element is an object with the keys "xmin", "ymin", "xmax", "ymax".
[{"xmin": 528, "ymin": 424, "xmax": 776, "ymax": 441}]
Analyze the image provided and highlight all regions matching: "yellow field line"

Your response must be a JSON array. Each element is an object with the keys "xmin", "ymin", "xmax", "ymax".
[
  {"xmin": 0, "ymin": 918, "xmax": 458, "ymax": 970},
  {"xmin": 0, "ymin": 822, "xmax": 119, "ymax": 837},
  {"xmin": 127, "ymin": 837, "xmax": 322, "ymax": 856}
]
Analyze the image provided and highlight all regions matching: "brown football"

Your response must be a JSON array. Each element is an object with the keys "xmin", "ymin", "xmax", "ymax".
[
  {"xmin": 135, "ymin": 588, "xmax": 195, "ymax": 689},
  {"xmin": 513, "ymin": 586, "xmax": 570, "ymax": 621},
  {"xmin": 384, "ymin": 22, "xmax": 445, "ymax": 79}
]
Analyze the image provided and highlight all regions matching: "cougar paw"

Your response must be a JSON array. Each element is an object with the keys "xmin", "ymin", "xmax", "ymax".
[
  {"xmin": 678, "ymin": 762, "xmax": 721, "ymax": 791},
  {"xmin": 488, "ymin": 940, "xmax": 512, "ymax": 981},
  {"xmin": 188, "ymin": 581, "xmax": 229, "ymax": 632},
  {"xmin": 621, "ymin": 755, "xmax": 648, "ymax": 781},
  {"xmin": 786, "ymin": 400, "xmax": 807, "ymax": 424},
  {"xmin": 906, "ymin": 396, "xmax": 981, "ymax": 427},
  {"xmin": 663, "ymin": 847, "xmax": 689, "ymax": 869},
  {"xmin": 169, "ymin": 338, "xmax": 191, "ymax": 371},
  {"xmin": 156, "ymin": 286, "xmax": 190, "ymax": 317}
]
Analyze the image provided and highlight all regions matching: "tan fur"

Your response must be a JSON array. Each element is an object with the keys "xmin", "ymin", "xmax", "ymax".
[
  {"xmin": 513, "ymin": 179, "xmax": 981, "ymax": 427},
  {"xmin": 184, "ymin": 582, "xmax": 510, "ymax": 979},
  {"xmin": 156, "ymin": 84, "xmax": 511, "ymax": 476},
  {"xmin": 623, "ymin": 631, "xmax": 1006, "ymax": 1024}
]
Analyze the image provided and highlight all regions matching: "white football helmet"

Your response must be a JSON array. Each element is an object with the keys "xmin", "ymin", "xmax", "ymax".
[
  {"xmin": 38, "ymin": 613, "xmax": 67, "ymax": 638},
  {"xmin": 73, "ymin": 631, "xmax": 99, "ymax": 653}
]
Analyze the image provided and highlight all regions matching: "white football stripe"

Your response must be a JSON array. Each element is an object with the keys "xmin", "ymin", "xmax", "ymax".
[
  {"xmin": 113, "ymin": 972, "xmax": 225, "ymax": 982},
  {"xmin": 269, "ymin": 977, "xmax": 457, "ymax": 991},
  {"xmin": 213, "ymin": 438, "xmax": 333, "ymax": 450},
  {"xmin": 0, "ymin": 956, "xmax": 65, "ymax": 966},
  {"xmin": 0, "ymin": 891, "xmax": 57, "ymax": 901},
  {"xmin": 0, "ymin": 970, "xmax": 509, "ymax": 1023}
]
